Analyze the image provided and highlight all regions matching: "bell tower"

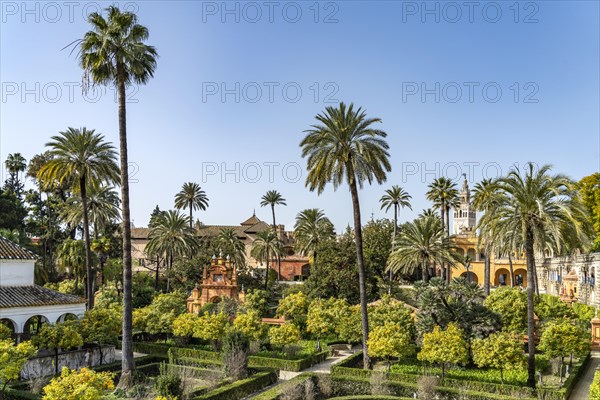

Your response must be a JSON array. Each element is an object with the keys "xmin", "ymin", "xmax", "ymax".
[{"xmin": 453, "ymin": 174, "xmax": 476, "ymax": 235}]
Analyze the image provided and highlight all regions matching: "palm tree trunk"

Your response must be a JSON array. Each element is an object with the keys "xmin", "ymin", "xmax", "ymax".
[
  {"xmin": 117, "ymin": 61, "xmax": 135, "ymax": 388},
  {"xmin": 264, "ymin": 250, "xmax": 270, "ymax": 290},
  {"xmin": 423, "ymin": 261, "xmax": 429, "ymax": 283},
  {"xmin": 445, "ymin": 205, "xmax": 451, "ymax": 283},
  {"xmin": 525, "ymin": 227, "xmax": 536, "ymax": 388},
  {"xmin": 484, "ymin": 243, "xmax": 491, "ymax": 296},
  {"xmin": 508, "ymin": 252, "xmax": 515, "ymax": 287},
  {"xmin": 80, "ymin": 176, "xmax": 94, "ymax": 309},
  {"xmin": 189, "ymin": 202, "xmax": 193, "ymax": 228},
  {"xmin": 439, "ymin": 205, "xmax": 446, "ymax": 280},
  {"xmin": 348, "ymin": 172, "xmax": 371, "ymax": 369},
  {"xmin": 155, "ymin": 256, "xmax": 160, "ymax": 290},
  {"xmin": 271, "ymin": 205, "xmax": 281, "ymax": 281},
  {"xmin": 389, "ymin": 205, "xmax": 397, "ymax": 288}
]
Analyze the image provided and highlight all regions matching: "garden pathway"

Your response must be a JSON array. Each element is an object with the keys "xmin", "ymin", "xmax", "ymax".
[
  {"xmin": 569, "ymin": 350, "xmax": 600, "ymax": 399},
  {"xmin": 244, "ymin": 345, "xmax": 359, "ymax": 399},
  {"xmin": 114, "ymin": 349, "xmax": 148, "ymax": 361}
]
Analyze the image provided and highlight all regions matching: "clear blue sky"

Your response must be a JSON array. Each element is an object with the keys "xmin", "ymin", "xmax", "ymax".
[{"xmin": 1, "ymin": 1, "xmax": 599, "ymax": 231}]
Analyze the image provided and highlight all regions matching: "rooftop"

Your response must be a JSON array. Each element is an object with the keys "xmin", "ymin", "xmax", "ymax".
[
  {"xmin": 0, "ymin": 285, "xmax": 85, "ymax": 308},
  {"xmin": 0, "ymin": 236, "xmax": 38, "ymax": 260}
]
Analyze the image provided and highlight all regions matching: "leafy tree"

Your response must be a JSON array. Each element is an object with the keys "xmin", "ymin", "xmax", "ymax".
[
  {"xmin": 362, "ymin": 219, "xmax": 394, "ymax": 282},
  {"xmin": 480, "ymin": 163, "xmax": 592, "ymax": 387},
  {"xmin": 172, "ymin": 313, "xmax": 199, "ymax": 341},
  {"xmin": 367, "ymin": 323, "xmax": 414, "ymax": 371},
  {"xmin": 0, "ymin": 324, "xmax": 12, "ymax": 340},
  {"xmin": 484, "ymin": 287, "xmax": 528, "ymax": 334},
  {"xmin": 244, "ymin": 289, "xmax": 271, "ymax": 317},
  {"xmin": 538, "ymin": 320, "xmax": 590, "ymax": 382},
  {"xmin": 80, "ymin": 307, "xmax": 121, "ymax": 364},
  {"xmin": 34, "ymin": 324, "xmax": 84, "ymax": 375},
  {"xmin": 78, "ymin": 4, "xmax": 158, "ymax": 386},
  {"xmin": 336, "ymin": 304, "xmax": 363, "ymax": 344},
  {"xmin": 387, "ymin": 214, "xmax": 462, "ymax": 283},
  {"xmin": 222, "ymin": 330, "xmax": 249, "ymax": 380},
  {"xmin": 293, "ymin": 208, "xmax": 335, "ymax": 268},
  {"xmin": 251, "ymin": 229, "xmax": 283, "ymax": 290},
  {"xmin": 42, "ymin": 367, "xmax": 114, "ymax": 400},
  {"xmin": 132, "ymin": 291, "xmax": 187, "ymax": 335},
  {"xmin": 233, "ymin": 310, "xmax": 266, "ymax": 342},
  {"xmin": 276, "ymin": 292, "xmax": 309, "ymax": 330},
  {"xmin": 306, "ymin": 297, "xmax": 350, "ymax": 350},
  {"xmin": 269, "ymin": 323, "xmax": 301, "ymax": 349},
  {"xmin": 300, "ymin": 102, "xmax": 391, "ymax": 368},
  {"xmin": 90, "ymin": 236, "xmax": 112, "ymax": 287},
  {"xmin": 380, "ymin": 185, "xmax": 412, "ymax": 285},
  {"xmin": 132, "ymin": 272, "xmax": 155, "ymax": 308},
  {"xmin": 174, "ymin": 182, "xmax": 209, "ymax": 228},
  {"xmin": 578, "ymin": 173, "xmax": 600, "ymax": 251},
  {"xmin": 0, "ymin": 339, "xmax": 36, "ymax": 393},
  {"xmin": 418, "ymin": 323, "xmax": 469, "ymax": 381},
  {"xmin": 56, "ymin": 239, "xmax": 86, "ymax": 290},
  {"xmin": 472, "ymin": 332, "xmax": 525, "ymax": 383},
  {"xmin": 38, "ymin": 128, "xmax": 119, "ymax": 309},
  {"xmin": 194, "ymin": 312, "xmax": 230, "ymax": 349},
  {"xmin": 369, "ymin": 295, "xmax": 415, "ymax": 338},
  {"xmin": 0, "ymin": 188, "xmax": 27, "ymax": 232},
  {"xmin": 535, "ymin": 294, "xmax": 576, "ymax": 323}
]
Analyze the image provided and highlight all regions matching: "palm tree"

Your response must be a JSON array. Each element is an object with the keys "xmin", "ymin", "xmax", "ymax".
[
  {"xmin": 174, "ymin": 182, "xmax": 209, "ymax": 228},
  {"xmin": 251, "ymin": 229, "xmax": 283, "ymax": 290},
  {"xmin": 4, "ymin": 153, "xmax": 26, "ymax": 199},
  {"xmin": 293, "ymin": 208, "xmax": 335, "ymax": 267},
  {"xmin": 300, "ymin": 102, "xmax": 391, "ymax": 369},
  {"xmin": 78, "ymin": 5, "xmax": 157, "ymax": 385},
  {"xmin": 380, "ymin": 186, "xmax": 412, "ymax": 285},
  {"xmin": 61, "ymin": 185, "xmax": 120, "ymax": 238},
  {"xmin": 472, "ymin": 178, "xmax": 504, "ymax": 296},
  {"xmin": 38, "ymin": 127, "xmax": 119, "ymax": 309},
  {"xmin": 387, "ymin": 214, "xmax": 461, "ymax": 282},
  {"xmin": 56, "ymin": 239, "xmax": 86, "ymax": 290},
  {"xmin": 260, "ymin": 190, "xmax": 286, "ymax": 280},
  {"xmin": 91, "ymin": 236, "xmax": 111, "ymax": 287},
  {"xmin": 479, "ymin": 163, "xmax": 592, "ymax": 388},
  {"xmin": 217, "ymin": 228, "xmax": 246, "ymax": 270},
  {"xmin": 145, "ymin": 210, "xmax": 199, "ymax": 292},
  {"xmin": 426, "ymin": 177, "xmax": 458, "ymax": 281}
]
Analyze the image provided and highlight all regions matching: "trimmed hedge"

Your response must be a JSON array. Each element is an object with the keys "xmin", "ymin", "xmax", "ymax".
[
  {"xmin": 1, "ymin": 388, "xmax": 41, "ymax": 400},
  {"xmin": 192, "ymin": 370, "xmax": 278, "ymax": 400},
  {"xmin": 170, "ymin": 346, "xmax": 330, "ymax": 372},
  {"xmin": 329, "ymin": 397, "xmax": 413, "ymax": 400},
  {"xmin": 252, "ymin": 372, "xmax": 317, "ymax": 400},
  {"xmin": 332, "ymin": 352, "xmax": 592, "ymax": 400}
]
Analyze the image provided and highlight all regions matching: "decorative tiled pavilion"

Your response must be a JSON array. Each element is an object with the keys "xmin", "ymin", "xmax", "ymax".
[{"xmin": 187, "ymin": 254, "xmax": 240, "ymax": 314}]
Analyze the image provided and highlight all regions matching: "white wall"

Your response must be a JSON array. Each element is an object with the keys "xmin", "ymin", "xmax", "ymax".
[
  {"xmin": 0, "ymin": 303, "xmax": 86, "ymax": 333},
  {"xmin": 0, "ymin": 259, "xmax": 35, "ymax": 286}
]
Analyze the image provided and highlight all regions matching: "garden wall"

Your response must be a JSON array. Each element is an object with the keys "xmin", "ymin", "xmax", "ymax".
[{"xmin": 20, "ymin": 345, "xmax": 116, "ymax": 379}]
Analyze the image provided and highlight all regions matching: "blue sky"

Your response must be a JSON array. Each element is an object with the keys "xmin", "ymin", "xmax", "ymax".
[{"xmin": 1, "ymin": 1, "xmax": 599, "ymax": 231}]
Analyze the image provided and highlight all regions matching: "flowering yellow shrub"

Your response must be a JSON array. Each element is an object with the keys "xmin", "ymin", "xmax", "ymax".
[{"xmin": 42, "ymin": 367, "xmax": 114, "ymax": 400}]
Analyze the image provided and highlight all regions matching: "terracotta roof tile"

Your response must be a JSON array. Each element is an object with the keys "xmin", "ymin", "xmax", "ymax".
[
  {"xmin": 0, "ymin": 236, "xmax": 38, "ymax": 260},
  {"xmin": 0, "ymin": 285, "xmax": 85, "ymax": 308}
]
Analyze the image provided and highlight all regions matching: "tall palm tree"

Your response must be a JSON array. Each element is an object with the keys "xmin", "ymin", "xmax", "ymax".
[
  {"xmin": 387, "ymin": 214, "xmax": 461, "ymax": 282},
  {"xmin": 4, "ymin": 153, "xmax": 26, "ymax": 199},
  {"xmin": 380, "ymin": 185, "xmax": 412, "ymax": 284},
  {"xmin": 251, "ymin": 229, "xmax": 283, "ymax": 290},
  {"xmin": 78, "ymin": 5, "xmax": 157, "ymax": 385},
  {"xmin": 174, "ymin": 182, "xmax": 209, "ymax": 228},
  {"xmin": 300, "ymin": 102, "xmax": 391, "ymax": 369},
  {"xmin": 145, "ymin": 210, "xmax": 198, "ymax": 292},
  {"xmin": 260, "ymin": 190, "xmax": 286, "ymax": 280},
  {"xmin": 61, "ymin": 185, "xmax": 121, "ymax": 238},
  {"xmin": 38, "ymin": 127, "xmax": 119, "ymax": 309},
  {"xmin": 293, "ymin": 208, "xmax": 335, "ymax": 267},
  {"xmin": 472, "ymin": 178, "xmax": 504, "ymax": 296},
  {"xmin": 479, "ymin": 163, "xmax": 592, "ymax": 388},
  {"xmin": 217, "ymin": 228, "xmax": 246, "ymax": 270},
  {"xmin": 426, "ymin": 177, "xmax": 458, "ymax": 282}
]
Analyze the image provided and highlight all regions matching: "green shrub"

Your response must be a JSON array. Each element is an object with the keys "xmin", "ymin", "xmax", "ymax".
[
  {"xmin": 590, "ymin": 370, "xmax": 600, "ymax": 400},
  {"xmin": 154, "ymin": 363, "xmax": 183, "ymax": 398},
  {"xmin": 192, "ymin": 370, "xmax": 277, "ymax": 400}
]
